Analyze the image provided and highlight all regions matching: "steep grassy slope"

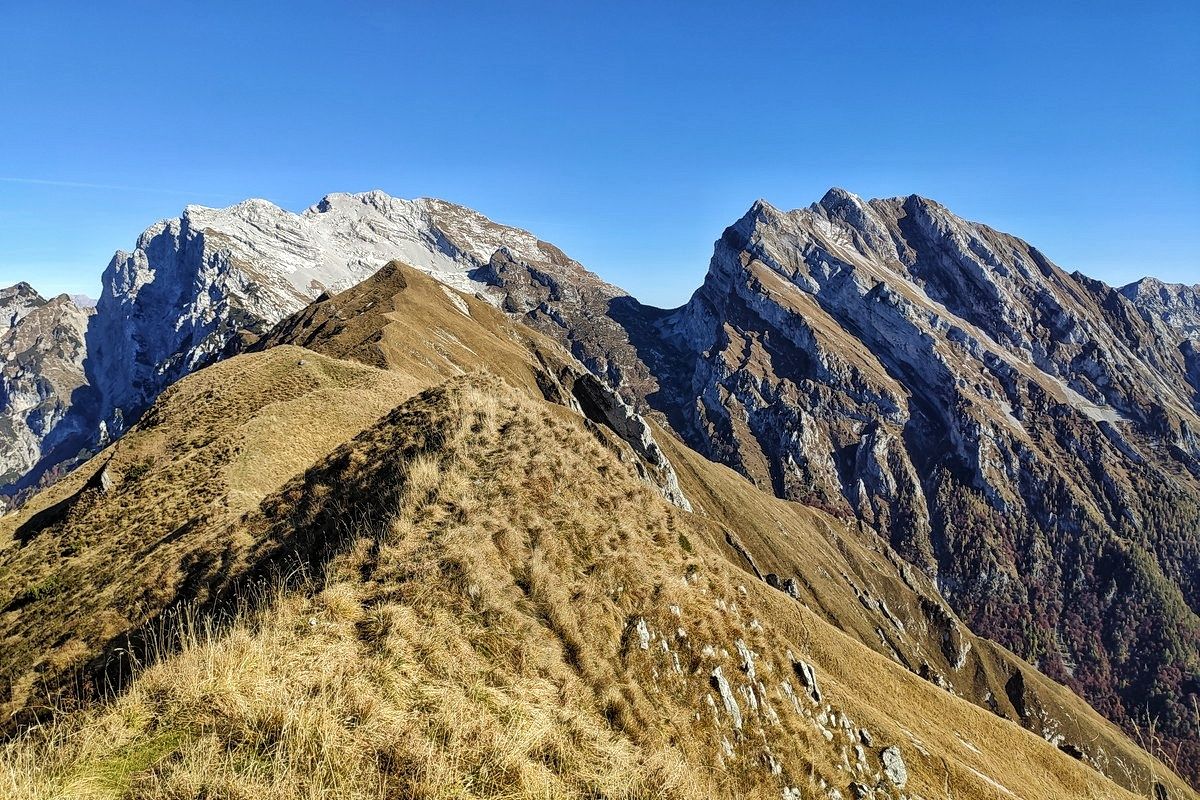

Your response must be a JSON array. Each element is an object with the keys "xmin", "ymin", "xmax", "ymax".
[
  {"xmin": 1, "ymin": 262, "xmax": 1192, "ymax": 798},
  {"xmin": 660, "ymin": 430, "xmax": 1195, "ymax": 795},
  {"xmin": 0, "ymin": 264, "xmax": 635, "ymax": 733},
  {"xmin": 2, "ymin": 376, "xmax": 1173, "ymax": 799},
  {"xmin": 0, "ymin": 346, "xmax": 419, "ymax": 723},
  {"xmin": 260, "ymin": 263, "xmax": 1197, "ymax": 794}
]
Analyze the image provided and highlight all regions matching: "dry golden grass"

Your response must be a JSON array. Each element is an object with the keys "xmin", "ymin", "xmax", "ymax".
[
  {"xmin": 0, "ymin": 346, "xmax": 417, "ymax": 725},
  {"xmin": 657, "ymin": 421, "xmax": 1198, "ymax": 798},
  {"xmin": 0, "ymin": 375, "xmax": 1172, "ymax": 800},
  {"xmin": 1, "ymin": 580, "xmax": 687, "ymax": 800},
  {"xmin": 2, "ymin": 263, "xmax": 1192, "ymax": 799},
  {"xmin": 0, "ymin": 261, "xmax": 583, "ymax": 737},
  {"xmin": 253, "ymin": 261, "xmax": 567, "ymax": 402}
]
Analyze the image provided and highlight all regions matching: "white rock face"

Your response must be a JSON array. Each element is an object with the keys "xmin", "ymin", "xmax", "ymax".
[
  {"xmin": 880, "ymin": 745, "xmax": 908, "ymax": 787},
  {"xmin": 0, "ymin": 191, "xmax": 587, "ymax": 494},
  {"xmin": 85, "ymin": 191, "xmax": 553, "ymax": 438},
  {"xmin": 710, "ymin": 665, "xmax": 743, "ymax": 729},
  {"xmin": 1120, "ymin": 277, "xmax": 1200, "ymax": 339},
  {"xmin": 0, "ymin": 287, "xmax": 92, "ymax": 487},
  {"xmin": 652, "ymin": 190, "xmax": 1200, "ymax": 565},
  {"xmin": 0, "ymin": 283, "xmax": 45, "ymax": 332}
]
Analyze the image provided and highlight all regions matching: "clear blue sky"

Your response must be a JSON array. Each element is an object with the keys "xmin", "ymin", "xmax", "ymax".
[{"xmin": 1, "ymin": 1, "xmax": 1196, "ymax": 307}]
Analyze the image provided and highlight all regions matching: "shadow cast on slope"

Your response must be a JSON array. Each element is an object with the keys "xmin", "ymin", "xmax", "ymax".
[
  {"xmin": 4, "ymin": 381, "xmax": 459, "ymax": 736},
  {"xmin": 604, "ymin": 295, "xmax": 695, "ymax": 436}
]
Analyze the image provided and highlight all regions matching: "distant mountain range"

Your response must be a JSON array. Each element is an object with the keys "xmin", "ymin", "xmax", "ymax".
[{"xmin": 1, "ymin": 188, "xmax": 1197, "ymax": 788}]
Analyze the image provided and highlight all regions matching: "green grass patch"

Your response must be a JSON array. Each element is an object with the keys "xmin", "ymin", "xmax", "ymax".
[{"xmin": 65, "ymin": 729, "xmax": 188, "ymax": 797}]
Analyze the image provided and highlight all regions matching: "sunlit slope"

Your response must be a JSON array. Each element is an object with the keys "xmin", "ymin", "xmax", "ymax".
[
  {"xmin": 250, "ymin": 259, "xmax": 573, "ymax": 397},
  {"xmin": 3, "ymin": 376, "xmax": 1162, "ymax": 800},
  {"xmin": 0, "ymin": 346, "xmax": 418, "ymax": 722},
  {"xmin": 0, "ymin": 261, "xmax": 627, "ymax": 741},
  {"xmin": 660, "ymin": 428, "xmax": 1194, "ymax": 797},
  {"xmin": 1, "ymin": 261, "xmax": 1192, "ymax": 798},
  {"xmin": 258, "ymin": 261, "xmax": 1196, "ymax": 797}
]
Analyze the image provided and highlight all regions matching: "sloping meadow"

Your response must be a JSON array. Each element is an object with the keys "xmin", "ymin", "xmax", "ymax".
[{"xmin": 2, "ymin": 374, "xmax": 1169, "ymax": 799}]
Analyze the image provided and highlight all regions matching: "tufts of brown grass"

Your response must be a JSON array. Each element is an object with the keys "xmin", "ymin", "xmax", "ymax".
[
  {"xmin": 2, "ymin": 576, "xmax": 692, "ymax": 800},
  {"xmin": 0, "ymin": 261, "xmax": 588, "ymax": 737}
]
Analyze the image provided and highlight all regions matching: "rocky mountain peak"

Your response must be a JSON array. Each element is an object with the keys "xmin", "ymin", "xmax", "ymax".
[
  {"xmin": 1, "ymin": 282, "xmax": 47, "ymax": 330},
  {"xmin": 816, "ymin": 186, "xmax": 872, "ymax": 219},
  {"xmin": 633, "ymin": 190, "xmax": 1200, "ymax": 783},
  {"xmin": 723, "ymin": 198, "xmax": 780, "ymax": 239},
  {"xmin": 0, "ymin": 290, "xmax": 93, "ymax": 488},
  {"xmin": 743, "ymin": 196, "xmax": 779, "ymax": 218},
  {"xmin": 1120, "ymin": 277, "xmax": 1200, "ymax": 338},
  {"xmin": 3, "ymin": 190, "xmax": 626, "ymax": 493},
  {"xmin": 1, "ymin": 281, "xmax": 41, "ymax": 299},
  {"xmin": 83, "ymin": 192, "xmax": 487, "ymax": 440},
  {"xmin": 185, "ymin": 197, "xmax": 274, "ymax": 217}
]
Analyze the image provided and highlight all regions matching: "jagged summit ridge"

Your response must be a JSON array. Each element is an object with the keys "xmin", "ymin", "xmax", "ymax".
[
  {"xmin": 85, "ymin": 190, "xmax": 584, "ymax": 440},
  {"xmin": 2, "ymin": 189, "xmax": 635, "ymax": 494},
  {"xmin": 0, "ymin": 282, "xmax": 47, "ymax": 331},
  {"xmin": 116, "ymin": 190, "xmax": 543, "ymax": 305}
]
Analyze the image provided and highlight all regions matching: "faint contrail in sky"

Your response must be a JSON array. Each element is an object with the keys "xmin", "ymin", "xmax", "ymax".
[{"xmin": 0, "ymin": 176, "xmax": 202, "ymax": 196}]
